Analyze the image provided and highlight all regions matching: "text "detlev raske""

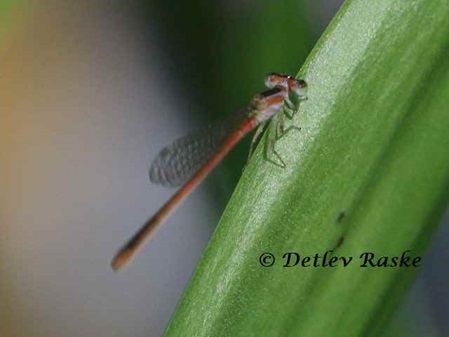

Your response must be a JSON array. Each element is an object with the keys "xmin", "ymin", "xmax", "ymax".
[{"xmin": 281, "ymin": 250, "xmax": 421, "ymax": 268}]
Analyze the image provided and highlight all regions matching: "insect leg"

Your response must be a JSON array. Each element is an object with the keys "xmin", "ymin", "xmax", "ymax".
[
  {"xmin": 247, "ymin": 121, "xmax": 267, "ymax": 162},
  {"xmin": 274, "ymin": 105, "xmax": 301, "ymax": 141},
  {"xmin": 264, "ymin": 116, "xmax": 286, "ymax": 168},
  {"xmin": 283, "ymin": 96, "xmax": 297, "ymax": 119}
]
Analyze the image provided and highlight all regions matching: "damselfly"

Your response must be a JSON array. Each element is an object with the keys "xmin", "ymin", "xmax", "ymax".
[{"xmin": 111, "ymin": 73, "xmax": 307, "ymax": 271}]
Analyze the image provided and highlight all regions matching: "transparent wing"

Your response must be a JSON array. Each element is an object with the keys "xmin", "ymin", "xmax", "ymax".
[{"xmin": 149, "ymin": 126, "xmax": 228, "ymax": 188}]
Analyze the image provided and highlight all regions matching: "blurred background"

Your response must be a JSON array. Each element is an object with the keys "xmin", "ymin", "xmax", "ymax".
[{"xmin": 0, "ymin": 0, "xmax": 447, "ymax": 336}]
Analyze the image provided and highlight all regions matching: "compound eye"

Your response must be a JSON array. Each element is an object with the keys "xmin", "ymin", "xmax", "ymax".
[
  {"xmin": 296, "ymin": 79, "xmax": 307, "ymax": 88},
  {"xmin": 264, "ymin": 72, "xmax": 285, "ymax": 89},
  {"xmin": 291, "ymin": 79, "xmax": 308, "ymax": 98},
  {"xmin": 264, "ymin": 73, "xmax": 277, "ymax": 88}
]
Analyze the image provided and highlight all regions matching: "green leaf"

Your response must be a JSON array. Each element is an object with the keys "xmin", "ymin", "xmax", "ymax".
[{"xmin": 165, "ymin": 0, "xmax": 449, "ymax": 336}]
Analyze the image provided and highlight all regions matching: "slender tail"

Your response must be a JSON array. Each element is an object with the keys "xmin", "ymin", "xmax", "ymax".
[
  {"xmin": 111, "ymin": 213, "xmax": 161, "ymax": 271},
  {"xmin": 111, "ymin": 118, "xmax": 255, "ymax": 271},
  {"xmin": 111, "ymin": 183, "xmax": 192, "ymax": 271}
]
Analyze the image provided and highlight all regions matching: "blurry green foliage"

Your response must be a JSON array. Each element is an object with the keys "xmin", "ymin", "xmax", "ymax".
[{"xmin": 0, "ymin": 0, "xmax": 22, "ymax": 50}]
